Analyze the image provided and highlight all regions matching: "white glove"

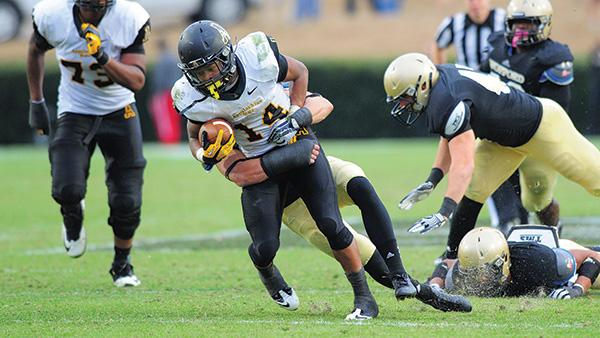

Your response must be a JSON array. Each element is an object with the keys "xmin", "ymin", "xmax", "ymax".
[
  {"xmin": 408, "ymin": 213, "xmax": 448, "ymax": 234},
  {"xmin": 399, "ymin": 181, "xmax": 435, "ymax": 210},
  {"xmin": 548, "ymin": 284, "xmax": 583, "ymax": 299}
]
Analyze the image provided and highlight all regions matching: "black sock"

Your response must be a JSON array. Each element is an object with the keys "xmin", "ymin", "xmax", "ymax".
[
  {"xmin": 345, "ymin": 268, "xmax": 374, "ymax": 301},
  {"xmin": 446, "ymin": 197, "xmax": 483, "ymax": 258},
  {"xmin": 347, "ymin": 177, "xmax": 406, "ymax": 275},
  {"xmin": 364, "ymin": 251, "xmax": 393, "ymax": 289},
  {"xmin": 114, "ymin": 246, "xmax": 131, "ymax": 266},
  {"xmin": 61, "ymin": 203, "xmax": 83, "ymax": 240},
  {"xmin": 256, "ymin": 263, "xmax": 287, "ymax": 296}
]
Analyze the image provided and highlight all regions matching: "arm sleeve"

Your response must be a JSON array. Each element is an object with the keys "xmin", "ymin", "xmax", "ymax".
[
  {"xmin": 266, "ymin": 35, "xmax": 288, "ymax": 82},
  {"xmin": 122, "ymin": 20, "xmax": 151, "ymax": 54},
  {"xmin": 539, "ymin": 82, "xmax": 571, "ymax": 112}
]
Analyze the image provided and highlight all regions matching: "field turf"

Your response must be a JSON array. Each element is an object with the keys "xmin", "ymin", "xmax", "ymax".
[{"xmin": 1, "ymin": 139, "xmax": 599, "ymax": 337}]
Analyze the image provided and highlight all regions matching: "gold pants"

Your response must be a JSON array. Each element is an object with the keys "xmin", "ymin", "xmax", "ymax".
[
  {"xmin": 281, "ymin": 156, "xmax": 376, "ymax": 264},
  {"xmin": 467, "ymin": 98, "xmax": 600, "ymax": 209}
]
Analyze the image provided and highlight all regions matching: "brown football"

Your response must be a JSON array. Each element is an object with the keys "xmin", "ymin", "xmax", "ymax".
[{"xmin": 199, "ymin": 118, "xmax": 233, "ymax": 147}]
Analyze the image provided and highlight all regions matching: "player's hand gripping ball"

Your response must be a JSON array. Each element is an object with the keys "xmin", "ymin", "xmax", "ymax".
[{"xmin": 199, "ymin": 118, "xmax": 236, "ymax": 171}]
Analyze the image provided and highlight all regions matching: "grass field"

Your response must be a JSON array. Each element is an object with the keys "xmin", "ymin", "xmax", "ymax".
[{"xmin": 1, "ymin": 139, "xmax": 600, "ymax": 337}]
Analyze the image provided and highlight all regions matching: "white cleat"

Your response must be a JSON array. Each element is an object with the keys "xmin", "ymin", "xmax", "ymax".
[
  {"xmin": 110, "ymin": 263, "xmax": 141, "ymax": 287},
  {"xmin": 345, "ymin": 308, "xmax": 375, "ymax": 321},
  {"xmin": 272, "ymin": 287, "xmax": 299, "ymax": 311},
  {"xmin": 62, "ymin": 224, "xmax": 86, "ymax": 258}
]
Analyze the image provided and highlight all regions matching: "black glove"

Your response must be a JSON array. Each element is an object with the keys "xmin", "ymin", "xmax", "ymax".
[{"xmin": 29, "ymin": 100, "xmax": 50, "ymax": 135}]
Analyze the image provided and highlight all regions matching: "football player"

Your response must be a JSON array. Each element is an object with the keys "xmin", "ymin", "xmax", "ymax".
[
  {"xmin": 211, "ymin": 94, "xmax": 471, "ymax": 312},
  {"xmin": 172, "ymin": 21, "xmax": 410, "ymax": 320},
  {"xmin": 382, "ymin": 53, "xmax": 600, "ymax": 264},
  {"xmin": 27, "ymin": 0, "xmax": 150, "ymax": 287},
  {"xmin": 429, "ymin": 227, "xmax": 600, "ymax": 299},
  {"xmin": 479, "ymin": 0, "xmax": 574, "ymax": 236}
]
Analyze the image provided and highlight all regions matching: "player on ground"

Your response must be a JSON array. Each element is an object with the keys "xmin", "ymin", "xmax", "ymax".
[
  {"xmin": 382, "ymin": 53, "xmax": 600, "ymax": 263},
  {"xmin": 172, "ymin": 20, "xmax": 413, "ymax": 320},
  {"xmin": 27, "ymin": 0, "xmax": 150, "ymax": 287},
  {"xmin": 429, "ymin": 227, "xmax": 600, "ymax": 299},
  {"xmin": 480, "ymin": 0, "xmax": 573, "ymax": 236}
]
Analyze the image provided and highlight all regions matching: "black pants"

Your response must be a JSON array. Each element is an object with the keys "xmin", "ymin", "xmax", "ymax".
[
  {"xmin": 242, "ymin": 142, "xmax": 353, "ymax": 267},
  {"xmin": 488, "ymin": 171, "xmax": 529, "ymax": 228},
  {"xmin": 49, "ymin": 104, "xmax": 146, "ymax": 240}
]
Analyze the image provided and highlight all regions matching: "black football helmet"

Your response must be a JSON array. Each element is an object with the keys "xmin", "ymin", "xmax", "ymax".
[
  {"xmin": 75, "ymin": 0, "xmax": 114, "ymax": 12},
  {"xmin": 177, "ymin": 20, "xmax": 237, "ymax": 99}
]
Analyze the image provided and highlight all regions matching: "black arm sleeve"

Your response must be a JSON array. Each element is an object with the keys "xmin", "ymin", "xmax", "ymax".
[
  {"xmin": 539, "ymin": 82, "xmax": 571, "ymax": 112},
  {"xmin": 122, "ymin": 20, "xmax": 151, "ymax": 55},
  {"xmin": 32, "ymin": 22, "xmax": 54, "ymax": 51},
  {"xmin": 267, "ymin": 35, "xmax": 288, "ymax": 82}
]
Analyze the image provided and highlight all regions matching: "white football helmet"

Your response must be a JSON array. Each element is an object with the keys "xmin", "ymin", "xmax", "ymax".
[
  {"xmin": 505, "ymin": 0, "xmax": 553, "ymax": 47},
  {"xmin": 383, "ymin": 53, "xmax": 439, "ymax": 126}
]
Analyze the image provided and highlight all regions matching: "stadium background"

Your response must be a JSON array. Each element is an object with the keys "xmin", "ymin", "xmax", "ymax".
[{"xmin": 2, "ymin": 1, "xmax": 600, "ymax": 336}]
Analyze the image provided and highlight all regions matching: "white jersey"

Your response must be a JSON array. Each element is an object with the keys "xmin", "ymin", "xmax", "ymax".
[
  {"xmin": 33, "ymin": 0, "xmax": 149, "ymax": 116},
  {"xmin": 172, "ymin": 32, "xmax": 291, "ymax": 157}
]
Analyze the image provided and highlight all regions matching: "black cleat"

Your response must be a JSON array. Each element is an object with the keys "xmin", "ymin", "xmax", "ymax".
[
  {"xmin": 391, "ymin": 273, "xmax": 417, "ymax": 300},
  {"xmin": 109, "ymin": 262, "xmax": 141, "ymax": 287},
  {"xmin": 346, "ymin": 296, "xmax": 379, "ymax": 320},
  {"xmin": 416, "ymin": 284, "xmax": 472, "ymax": 312}
]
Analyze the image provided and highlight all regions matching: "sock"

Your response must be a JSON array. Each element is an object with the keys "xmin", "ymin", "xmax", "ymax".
[
  {"xmin": 61, "ymin": 203, "xmax": 83, "ymax": 240},
  {"xmin": 364, "ymin": 251, "xmax": 393, "ymax": 289},
  {"xmin": 345, "ymin": 268, "xmax": 374, "ymax": 302},
  {"xmin": 256, "ymin": 263, "xmax": 287, "ymax": 296},
  {"xmin": 446, "ymin": 197, "xmax": 484, "ymax": 258},
  {"xmin": 347, "ymin": 177, "xmax": 406, "ymax": 275},
  {"xmin": 114, "ymin": 246, "xmax": 131, "ymax": 266}
]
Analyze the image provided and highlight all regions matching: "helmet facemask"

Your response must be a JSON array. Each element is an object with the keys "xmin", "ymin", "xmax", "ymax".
[
  {"xmin": 452, "ymin": 254, "xmax": 510, "ymax": 297},
  {"xmin": 75, "ymin": 0, "xmax": 114, "ymax": 13},
  {"xmin": 178, "ymin": 44, "xmax": 237, "ymax": 100},
  {"xmin": 386, "ymin": 72, "xmax": 433, "ymax": 127},
  {"xmin": 505, "ymin": 16, "xmax": 551, "ymax": 47}
]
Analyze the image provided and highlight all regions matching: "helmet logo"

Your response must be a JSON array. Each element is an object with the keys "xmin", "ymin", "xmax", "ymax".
[{"xmin": 210, "ymin": 22, "xmax": 230, "ymax": 45}]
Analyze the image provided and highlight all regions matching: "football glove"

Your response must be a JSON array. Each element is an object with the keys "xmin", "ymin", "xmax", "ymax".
[
  {"xmin": 29, "ymin": 100, "xmax": 50, "ymax": 135},
  {"xmin": 267, "ymin": 118, "xmax": 298, "ymax": 146},
  {"xmin": 548, "ymin": 284, "xmax": 584, "ymax": 300},
  {"xmin": 407, "ymin": 213, "xmax": 448, "ymax": 234},
  {"xmin": 200, "ymin": 129, "xmax": 236, "ymax": 171},
  {"xmin": 81, "ymin": 23, "xmax": 109, "ymax": 65},
  {"xmin": 399, "ymin": 181, "xmax": 435, "ymax": 210}
]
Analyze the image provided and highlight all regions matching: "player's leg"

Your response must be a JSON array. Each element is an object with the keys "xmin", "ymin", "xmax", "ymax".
[
  {"xmin": 328, "ymin": 155, "xmax": 415, "ymax": 298},
  {"xmin": 49, "ymin": 113, "xmax": 95, "ymax": 258},
  {"xmin": 241, "ymin": 179, "xmax": 299, "ymax": 310},
  {"xmin": 445, "ymin": 140, "xmax": 526, "ymax": 259},
  {"xmin": 518, "ymin": 157, "xmax": 561, "ymax": 233},
  {"xmin": 288, "ymin": 149, "xmax": 378, "ymax": 320},
  {"xmin": 523, "ymin": 98, "xmax": 600, "ymax": 198},
  {"xmin": 98, "ymin": 105, "xmax": 146, "ymax": 287}
]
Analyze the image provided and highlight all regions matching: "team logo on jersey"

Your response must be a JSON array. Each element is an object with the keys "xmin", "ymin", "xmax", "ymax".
[
  {"xmin": 445, "ymin": 102, "xmax": 466, "ymax": 136},
  {"xmin": 489, "ymin": 59, "xmax": 525, "ymax": 84},
  {"xmin": 124, "ymin": 105, "xmax": 136, "ymax": 119}
]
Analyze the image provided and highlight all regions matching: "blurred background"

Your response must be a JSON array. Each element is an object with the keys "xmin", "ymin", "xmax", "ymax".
[{"xmin": 1, "ymin": 0, "xmax": 600, "ymax": 144}]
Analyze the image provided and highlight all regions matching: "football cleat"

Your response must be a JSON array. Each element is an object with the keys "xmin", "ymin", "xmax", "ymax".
[
  {"xmin": 416, "ymin": 284, "xmax": 472, "ymax": 312},
  {"xmin": 62, "ymin": 224, "xmax": 86, "ymax": 258},
  {"xmin": 391, "ymin": 273, "xmax": 417, "ymax": 300},
  {"xmin": 271, "ymin": 287, "xmax": 299, "ymax": 311},
  {"xmin": 109, "ymin": 262, "xmax": 141, "ymax": 287},
  {"xmin": 345, "ymin": 296, "xmax": 379, "ymax": 321}
]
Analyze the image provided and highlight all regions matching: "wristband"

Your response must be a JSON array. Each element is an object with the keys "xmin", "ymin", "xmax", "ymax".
[
  {"xmin": 438, "ymin": 197, "xmax": 457, "ymax": 218},
  {"xmin": 427, "ymin": 168, "xmax": 444, "ymax": 187},
  {"xmin": 579, "ymin": 257, "xmax": 600, "ymax": 283},
  {"xmin": 31, "ymin": 98, "xmax": 45, "ymax": 104},
  {"xmin": 289, "ymin": 107, "xmax": 312, "ymax": 128},
  {"xmin": 96, "ymin": 50, "xmax": 110, "ymax": 66}
]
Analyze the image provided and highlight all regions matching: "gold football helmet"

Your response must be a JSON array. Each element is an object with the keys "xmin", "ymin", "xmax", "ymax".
[
  {"xmin": 383, "ymin": 53, "xmax": 439, "ymax": 126},
  {"xmin": 505, "ymin": 0, "xmax": 553, "ymax": 47},
  {"xmin": 452, "ymin": 227, "xmax": 511, "ymax": 297}
]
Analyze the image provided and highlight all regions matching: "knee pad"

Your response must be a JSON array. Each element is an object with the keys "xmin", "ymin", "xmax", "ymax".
[
  {"xmin": 108, "ymin": 194, "xmax": 141, "ymax": 240},
  {"xmin": 315, "ymin": 217, "xmax": 354, "ymax": 250},
  {"xmin": 52, "ymin": 184, "xmax": 85, "ymax": 206},
  {"xmin": 248, "ymin": 239, "xmax": 280, "ymax": 267}
]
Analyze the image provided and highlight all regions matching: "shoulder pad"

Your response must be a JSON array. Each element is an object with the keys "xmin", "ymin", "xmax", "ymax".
[
  {"xmin": 105, "ymin": 0, "xmax": 150, "ymax": 48},
  {"xmin": 32, "ymin": 0, "xmax": 70, "ymax": 43},
  {"xmin": 536, "ymin": 40, "xmax": 574, "ymax": 67},
  {"xmin": 236, "ymin": 32, "xmax": 279, "ymax": 82},
  {"xmin": 539, "ymin": 61, "xmax": 574, "ymax": 86}
]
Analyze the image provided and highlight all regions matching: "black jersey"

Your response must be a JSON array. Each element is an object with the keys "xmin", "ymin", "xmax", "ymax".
[
  {"xmin": 504, "ymin": 242, "xmax": 562, "ymax": 297},
  {"xmin": 482, "ymin": 32, "xmax": 574, "ymax": 97},
  {"xmin": 425, "ymin": 64, "xmax": 542, "ymax": 146}
]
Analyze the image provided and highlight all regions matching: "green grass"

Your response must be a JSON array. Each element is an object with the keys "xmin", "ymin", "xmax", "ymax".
[{"xmin": 1, "ymin": 139, "xmax": 600, "ymax": 337}]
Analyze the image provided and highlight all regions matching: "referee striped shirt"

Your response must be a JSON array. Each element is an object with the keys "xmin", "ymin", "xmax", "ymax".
[{"xmin": 434, "ymin": 8, "xmax": 506, "ymax": 69}]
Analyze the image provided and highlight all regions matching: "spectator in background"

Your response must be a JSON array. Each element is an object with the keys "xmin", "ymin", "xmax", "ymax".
[
  {"xmin": 431, "ymin": 0, "xmax": 505, "ymax": 69},
  {"xmin": 150, "ymin": 38, "xmax": 182, "ymax": 144},
  {"xmin": 587, "ymin": 0, "xmax": 600, "ymax": 134},
  {"xmin": 295, "ymin": 0, "xmax": 320, "ymax": 21},
  {"xmin": 430, "ymin": 0, "xmax": 525, "ymax": 241}
]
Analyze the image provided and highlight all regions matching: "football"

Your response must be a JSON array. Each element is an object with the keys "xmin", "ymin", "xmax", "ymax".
[{"xmin": 199, "ymin": 118, "xmax": 234, "ymax": 147}]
